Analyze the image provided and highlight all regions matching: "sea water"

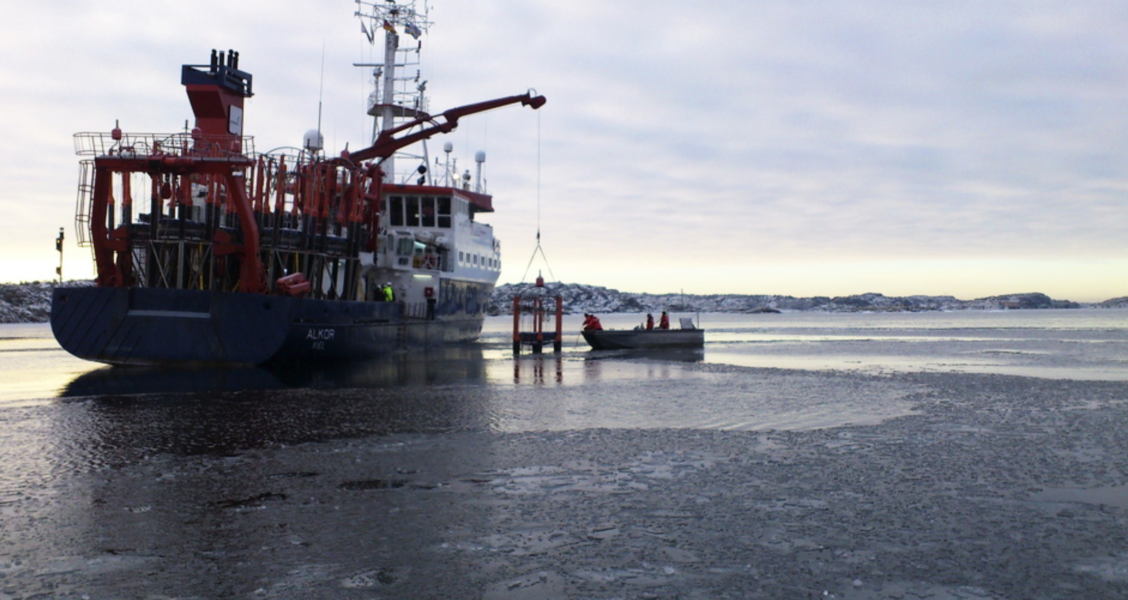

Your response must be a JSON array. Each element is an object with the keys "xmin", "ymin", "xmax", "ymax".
[
  {"xmin": 1, "ymin": 309, "xmax": 1124, "ymax": 435},
  {"xmin": 2, "ymin": 309, "xmax": 1126, "ymax": 411},
  {"xmin": 492, "ymin": 308, "xmax": 1128, "ymax": 380},
  {"xmin": 2, "ymin": 310, "xmax": 1128, "ymax": 598},
  {"xmin": 690, "ymin": 309, "xmax": 1128, "ymax": 380}
]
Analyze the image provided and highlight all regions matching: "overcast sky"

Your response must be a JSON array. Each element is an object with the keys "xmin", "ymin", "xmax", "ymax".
[{"xmin": 2, "ymin": 0, "xmax": 1126, "ymax": 301}]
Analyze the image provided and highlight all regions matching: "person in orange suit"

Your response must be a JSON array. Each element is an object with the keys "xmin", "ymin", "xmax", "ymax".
[{"xmin": 583, "ymin": 313, "xmax": 603, "ymax": 331}]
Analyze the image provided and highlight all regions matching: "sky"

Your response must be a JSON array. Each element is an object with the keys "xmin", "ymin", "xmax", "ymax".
[{"xmin": 2, "ymin": 0, "xmax": 1126, "ymax": 302}]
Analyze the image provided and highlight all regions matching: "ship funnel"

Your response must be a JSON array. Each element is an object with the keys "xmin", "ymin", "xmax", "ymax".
[{"xmin": 181, "ymin": 49, "xmax": 253, "ymax": 151}]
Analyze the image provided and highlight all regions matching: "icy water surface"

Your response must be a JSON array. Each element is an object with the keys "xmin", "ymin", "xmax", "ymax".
[
  {"xmin": 5, "ymin": 309, "xmax": 1126, "ymax": 411},
  {"xmin": 2, "ymin": 310, "xmax": 1128, "ymax": 599},
  {"xmin": 687, "ymin": 309, "xmax": 1128, "ymax": 380}
]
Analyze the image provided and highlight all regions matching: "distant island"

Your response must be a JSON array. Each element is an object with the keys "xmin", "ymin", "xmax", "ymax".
[
  {"xmin": 1, "ymin": 280, "xmax": 1126, "ymax": 324},
  {"xmin": 491, "ymin": 282, "xmax": 1128, "ymax": 316}
]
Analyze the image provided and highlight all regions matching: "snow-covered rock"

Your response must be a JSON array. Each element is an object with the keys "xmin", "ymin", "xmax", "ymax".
[
  {"xmin": 0, "ymin": 280, "xmax": 1110, "ymax": 323},
  {"xmin": 0, "ymin": 281, "xmax": 94, "ymax": 324},
  {"xmin": 489, "ymin": 282, "xmax": 1094, "ymax": 315},
  {"xmin": 1098, "ymin": 296, "xmax": 1128, "ymax": 309}
]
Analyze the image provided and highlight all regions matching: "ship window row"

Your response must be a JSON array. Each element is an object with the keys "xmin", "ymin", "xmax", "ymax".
[
  {"xmin": 387, "ymin": 195, "xmax": 453, "ymax": 228},
  {"xmin": 459, "ymin": 251, "xmax": 499, "ymax": 270}
]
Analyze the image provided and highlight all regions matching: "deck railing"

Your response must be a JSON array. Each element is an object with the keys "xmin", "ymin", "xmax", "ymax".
[{"xmin": 73, "ymin": 132, "xmax": 255, "ymax": 158}]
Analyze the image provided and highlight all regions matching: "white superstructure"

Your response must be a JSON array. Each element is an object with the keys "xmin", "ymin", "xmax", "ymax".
[{"xmin": 353, "ymin": 0, "xmax": 502, "ymax": 313}]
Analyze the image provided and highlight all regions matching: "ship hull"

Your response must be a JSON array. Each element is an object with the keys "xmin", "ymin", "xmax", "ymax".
[
  {"xmin": 582, "ymin": 328, "xmax": 705, "ymax": 351},
  {"xmin": 51, "ymin": 286, "xmax": 488, "ymax": 367}
]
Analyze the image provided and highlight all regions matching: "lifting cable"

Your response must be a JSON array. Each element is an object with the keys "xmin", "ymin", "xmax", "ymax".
[{"xmin": 520, "ymin": 109, "xmax": 556, "ymax": 282}]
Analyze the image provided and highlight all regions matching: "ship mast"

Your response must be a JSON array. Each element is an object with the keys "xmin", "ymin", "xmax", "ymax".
[{"xmin": 354, "ymin": 0, "xmax": 432, "ymax": 183}]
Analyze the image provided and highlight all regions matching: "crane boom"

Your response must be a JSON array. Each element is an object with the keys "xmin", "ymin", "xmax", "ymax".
[{"xmin": 345, "ymin": 91, "xmax": 546, "ymax": 164}]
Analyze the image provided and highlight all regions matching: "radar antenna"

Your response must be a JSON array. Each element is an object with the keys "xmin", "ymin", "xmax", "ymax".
[{"xmin": 353, "ymin": 0, "xmax": 433, "ymax": 182}]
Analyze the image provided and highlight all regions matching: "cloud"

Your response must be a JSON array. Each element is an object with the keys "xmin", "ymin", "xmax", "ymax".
[{"xmin": 1, "ymin": 0, "xmax": 1125, "ymax": 299}]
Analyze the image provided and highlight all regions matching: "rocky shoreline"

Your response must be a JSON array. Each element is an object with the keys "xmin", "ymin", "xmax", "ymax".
[
  {"xmin": 0, "ymin": 281, "xmax": 68, "ymax": 324},
  {"xmin": 3, "ymin": 280, "xmax": 1124, "ymax": 324}
]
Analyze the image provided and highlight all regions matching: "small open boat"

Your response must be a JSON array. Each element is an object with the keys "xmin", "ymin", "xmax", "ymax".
[{"xmin": 582, "ymin": 318, "xmax": 704, "ymax": 350}]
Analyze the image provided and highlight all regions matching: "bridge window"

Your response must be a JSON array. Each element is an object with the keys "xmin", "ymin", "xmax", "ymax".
[
  {"xmin": 421, "ymin": 198, "xmax": 435, "ymax": 227},
  {"xmin": 387, "ymin": 195, "xmax": 452, "ymax": 228},
  {"xmin": 389, "ymin": 196, "xmax": 404, "ymax": 226},
  {"xmin": 405, "ymin": 197, "xmax": 420, "ymax": 227},
  {"xmin": 438, "ymin": 197, "xmax": 451, "ymax": 228}
]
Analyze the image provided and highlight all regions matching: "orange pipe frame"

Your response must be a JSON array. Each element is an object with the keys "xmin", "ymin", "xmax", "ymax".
[
  {"xmin": 319, "ymin": 164, "xmax": 332, "ymax": 220},
  {"xmin": 90, "ymin": 165, "xmax": 120, "ymax": 287},
  {"xmin": 555, "ymin": 297, "xmax": 563, "ymax": 343},
  {"xmin": 273, "ymin": 158, "xmax": 287, "ymax": 215},
  {"xmin": 89, "ymin": 155, "xmax": 266, "ymax": 293},
  {"xmin": 253, "ymin": 156, "xmax": 266, "ymax": 214}
]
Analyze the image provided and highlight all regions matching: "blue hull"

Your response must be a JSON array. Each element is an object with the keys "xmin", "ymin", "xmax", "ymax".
[{"xmin": 51, "ymin": 287, "xmax": 487, "ymax": 366}]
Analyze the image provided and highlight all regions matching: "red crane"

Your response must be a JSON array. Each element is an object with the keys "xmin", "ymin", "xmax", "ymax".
[
  {"xmin": 345, "ymin": 92, "xmax": 547, "ymax": 164},
  {"xmin": 82, "ymin": 52, "xmax": 546, "ymax": 297}
]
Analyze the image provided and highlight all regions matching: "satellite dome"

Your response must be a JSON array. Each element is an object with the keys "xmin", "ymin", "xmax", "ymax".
[
  {"xmin": 475, "ymin": 150, "xmax": 486, "ymax": 164},
  {"xmin": 303, "ymin": 129, "xmax": 323, "ymax": 152}
]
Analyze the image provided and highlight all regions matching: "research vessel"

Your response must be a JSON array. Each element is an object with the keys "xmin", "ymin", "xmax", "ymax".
[{"xmin": 51, "ymin": 2, "xmax": 545, "ymax": 366}]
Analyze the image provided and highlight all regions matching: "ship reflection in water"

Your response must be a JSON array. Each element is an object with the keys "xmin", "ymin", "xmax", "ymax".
[
  {"xmin": 586, "ymin": 347, "xmax": 705, "ymax": 363},
  {"xmin": 60, "ymin": 346, "xmax": 490, "ymax": 399},
  {"xmin": 46, "ymin": 346, "xmax": 499, "ymax": 461},
  {"xmin": 509, "ymin": 347, "xmax": 703, "ymax": 385}
]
